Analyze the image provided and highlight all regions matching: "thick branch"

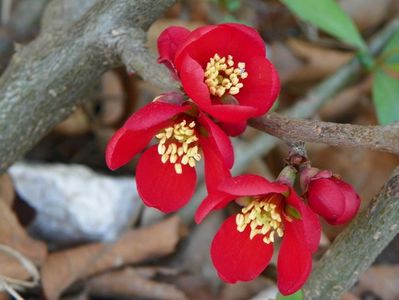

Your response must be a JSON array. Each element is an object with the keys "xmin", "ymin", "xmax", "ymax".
[
  {"xmin": 304, "ymin": 166, "xmax": 399, "ymax": 299},
  {"xmin": 250, "ymin": 113, "xmax": 399, "ymax": 155},
  {"xmin": 0, "ymin": 0, "xmax": 176, "ymax": 173}
]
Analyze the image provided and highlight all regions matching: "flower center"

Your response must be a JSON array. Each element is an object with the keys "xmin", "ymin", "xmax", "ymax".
[
  {"xmin": 236, "ymin": 195, "xmax": 284, "ymax": 244},
  {"xmin": 204, "ymin": 53, "xmax": 248, "ymax": 98},
  {"xmin": 155, "ymin": 120, "xmax": 202, "ymax": 175}
]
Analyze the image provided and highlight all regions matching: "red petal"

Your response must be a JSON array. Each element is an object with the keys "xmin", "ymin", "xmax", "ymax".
[
  {"xmin": 174, "ymin": 25, "xmax": 217, "ymax": 69},
  {"xmin": 179, "ymin": 55, "xmax": 212, "ymax": 107},
  {"xmin": 307, "ymin": 178, "xmax": 345, "ymax": 223},
  {"xmin": 204, "ymin": 104, "xmax": 259, "ymax": 123},
  {"xmin": 220, "ymin": 23, "xmax": 266, "ymax": 57},
  {"xmin": 211, "ymin": 215, "xmax": 274, "ymax": 283},
  {"xmin": 175, "ymin": 24, "xmax": 265, "ymax": 70},
  {"xmin": 157, "ymin": 26, "xmax": 191, "ymax": 77},
  {"xmin": 200, "ymin": 134, "xmax": 231, "ymax": 192},
  {"xmin": 286, "ymin": 188, "xmax": 321, "ymax": 253},
  {"xmin": 198, "ymin": 113, "xmax": 234, "ymax": 169},
  {"xmin": 330, "ymin": 178, "xmax": 360, "ymax": 225},
  {"xmin": 136, "ymin": 145, "xmax": 197, "ymax": 213},
  {"xmin": 235, "ymin": 57, "xmax": 280, "ymax": 116},
  {"xmin": 218, "ymin": 120, "xmax": 247, "ymax": 137},
  {"xmin": 124, "ymin": 101, "xmax": 188, "ymax": 131},
  {"xmin": 277, "ymin": 219, "xmax": 312, "ymax": 295},
  {"xmin": 195, "ymin": 191, "xmax": 234, "ymax": 224},
  {"xmin": 218, "ymin": 175, "xmax": 288, "ymax": 197},
  {"xmin": 105, "ymin": 127, "xmax": 157, "ymax": 170}
]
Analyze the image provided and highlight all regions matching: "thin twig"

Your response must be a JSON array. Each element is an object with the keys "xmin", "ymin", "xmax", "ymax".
[{"xmin": 250, "ymin": 113, "xmax": 399, "ymax": 155}]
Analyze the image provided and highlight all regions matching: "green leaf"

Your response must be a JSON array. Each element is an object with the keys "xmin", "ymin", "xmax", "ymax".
[
  {"xmin": 285, "ymin": 205, "xmax": 302, "ymax": 220},
  {"xmin": 282, "ymin": 0, "xmax": 367, "ymax": 51},
  {"xmin": 277, "ymin": 290, "xmax": 304, "ymax": 300},
  {"xmin": 372, "ymin": 70, "xmax": 399, "ymax": 125},
  {"xmin": 381, "ymin": 31, "xmax": 399, "ymax": 66}
]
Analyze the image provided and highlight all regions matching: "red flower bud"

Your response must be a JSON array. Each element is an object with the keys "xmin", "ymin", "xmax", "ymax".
[{"xmin": 307, "ymin": 176, "xmax": 360, "ymax": 225}]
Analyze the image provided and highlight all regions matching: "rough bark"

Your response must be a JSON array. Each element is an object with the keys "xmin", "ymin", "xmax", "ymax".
[
  {"xmin": 250, "ymin": 113, "xmax": 399, "ymax": 155},
  {"xmin": 304, "ymin": 167, "xmax": 399, "ymax": 299},
  {"xmin": 0, "ymin": 0, "xmax": 176, "ymax": 173}
]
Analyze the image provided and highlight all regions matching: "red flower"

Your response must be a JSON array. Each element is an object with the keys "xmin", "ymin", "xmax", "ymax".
[
  {"xmin": 304, "ymin": 171, "xmax": 361, "ymax": 225},
  {"xmin": 195, "ymin": 175, "xmax": 321, "ymax": 295},
  {"xmin": 106, "ymin": 95, "xmax": 233, "ymax": 213},
  {"xmin": 157, "ymin": 23, "xmax": 280, "ymax": 135}
]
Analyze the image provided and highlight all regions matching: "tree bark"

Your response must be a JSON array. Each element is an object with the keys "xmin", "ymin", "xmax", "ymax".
[
  {"xmin": 250, "ymin": 113, "xmax": 399, "ymax": 155},
  {"xmin": 0, "ymin": 0, "xmax": 176, "ymax": 172}
]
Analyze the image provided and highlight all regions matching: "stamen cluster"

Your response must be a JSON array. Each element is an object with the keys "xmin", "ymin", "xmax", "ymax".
[
  {"xmin": 236, "ymin": 197, "xmax": 284, "ymax": 244},
  {"xmin": 204, "ymin": 53, "xmax": 248, "ymax": 97},
  {"xmin": 156, "ymin": 120, "xmax": 201, "ymax": 174}
]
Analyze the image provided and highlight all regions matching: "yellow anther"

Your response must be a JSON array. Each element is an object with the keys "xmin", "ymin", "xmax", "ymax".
[
  {"xmin": 174, "ymin": 163, "xmax": 182, "ymax": 174},
  {"xmin": 204, "ymin": 53, "xmax": 248, "ymax": 97},
  {"xmin": 155, "ymin": 120, "xmax": 202, "ymax": 174},
  {"xmin": 236, "ymin": 198, "xmax": 284, "ymax": 244}
]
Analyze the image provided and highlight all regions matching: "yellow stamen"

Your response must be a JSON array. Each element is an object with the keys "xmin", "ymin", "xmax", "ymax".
[
  {"xmin": 204, "ymin": 53, "xmax": 248, "ymax": 98},
  {"xmin": 155, "ymin": 120, "xmax": 202, "ymax": 174},
  {"xmin": 235, "ymin": 197, "xmax": 284, "ymax": 244}
]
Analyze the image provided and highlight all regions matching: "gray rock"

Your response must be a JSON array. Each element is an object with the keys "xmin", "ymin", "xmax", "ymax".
[{"xmin": 9, "ymin": 162, "xmax": 141, "ymax": 245}]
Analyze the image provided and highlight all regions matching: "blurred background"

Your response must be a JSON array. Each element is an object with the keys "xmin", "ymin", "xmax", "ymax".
[{"xmin": 0, "ymin": 0, "xmax": 399, "ymax": 299}]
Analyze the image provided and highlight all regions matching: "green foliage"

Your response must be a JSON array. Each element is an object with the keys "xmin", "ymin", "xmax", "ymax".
[
  {"xmin": 281, "ymin": 0, "xmax": 367, "ymax": 51},
  {"xmin": 277, "ymin": 290, "xmax": 304, "ymax": 300},
  {"xmin": 372, "ymin": 70, "xmax": 399, "ymax": 125},
  {"xmin": 371, "ymin": 31, "xmax": 399, "ymax": 125}
]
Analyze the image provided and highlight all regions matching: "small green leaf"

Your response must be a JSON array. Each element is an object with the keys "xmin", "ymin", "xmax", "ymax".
[
  {"xmin": 282, "ymin": 0, "xmax": 367, "ymax": 51},
  {"xmin": 285, "ymin": 205, "xmax": 302, "ymax": 220},
  {"xmin": 381, "ymin": 31, "xmax": 399, "ymax": 66},
  {"xmin": 372, "ymin": 70, "xmax": 399, "ymax": 125},
  {"xmin": 277, "ymin": 290, "xmax": 304, "ymax": 300}
]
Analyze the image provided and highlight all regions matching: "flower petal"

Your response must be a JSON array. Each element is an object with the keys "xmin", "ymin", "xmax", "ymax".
[
  {"xmin": 179, "ymin": 55, "xmax": 212, "ymax": 107},
  {"xmin": 218, "ymin": 175, "xmax": 288, "ymax": 197},
  {"xmin": 124, "ymin": 101, "xmax": 188, "ymax": 131},
  {"xmin": 277, "ymin": 219, "xmax": 312, "ymax": 295},
  {"xmin": 198, "ymin": 113, "xmax": 234, "ymax": 169},
  {"xmin": 157, "ymin": 26, "xmax": 191, "ymax": 77},
  {"xmin": 200, "ymin": 134, "xmax": 231, "ymax": 192},
  {"xmin": 211, "ymin": 215, "xmax": 274, "ymax": 283},
  {"xmin": 175, "ymin": 24, "xmax": 265, "ymax": 70},
  {"xmin": 286, "ymin": 188, "xmax": 321, "ymax": 253},
  {"xmin": 204, "ymin": 104, "xmax": 259, "ymax": 123},
  {"xmin": 195, "ymin": 191, "xmax": 234, "ymax": 224},
  {"xmin": 105, "ymin": 127, "xmax": 157, "ymax": 170},
  {"xmin": 330, "ymin": 178, "xmax": 360, "ymax": 225},
  {"xmin": 235, "ymin": 57, "xmax": 280, "ymax": 116},
  {"xmin": 136, "ymin": 145, "xmax": 197, "ymax": 213},
  {"xmin": 218, "ymin": 120, "xmax": 247, "ymax": 137},
  {"xmin": 307, "ymin": 178, "xmax": 345, "ymax": 223}
]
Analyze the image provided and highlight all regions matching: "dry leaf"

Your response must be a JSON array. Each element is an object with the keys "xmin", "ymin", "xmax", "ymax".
[
  {"xmin": 283, "ymin": 38, "xmax": 353, "ymax": 83},
  {"xmin": 41, "ymin": 216, "xmax": 183, "ymax": 300},
  {"xmin": 0, "ymin": 173, "xmax": 15, "ymax": 206},
  {"xmin": 88, "ymin": 267, "xmax": 187, "ymax": 300},
  {"xmin": 352, "ymin": 265, "xmax": 399, "ymax": 300},
  {"xmin": 0, "ymin": 200, "xmax": 47, "ymax": 273},
  {"xmin": 55, "ymin": 107, "xmax": 91, "ymax": 136}
]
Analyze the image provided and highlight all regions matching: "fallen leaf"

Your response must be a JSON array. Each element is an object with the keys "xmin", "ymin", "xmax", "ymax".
[
  {"xmin": 352, "ymin": 265, "xmax": 399, "ymax": 300},
  {"xmin": 41, "ymin": 216, "xmax": 183, "ymax": 300},
  {"xmin": 0, "ymin": 173, "xmax": 15, "ymax": 206},
  {"xmin": 0, "ymin": 199, "xmax": 47, "ymax": 279},
  {"xmin": 88, "ymin": 267, "xmax": 187, "ymax": 300}
]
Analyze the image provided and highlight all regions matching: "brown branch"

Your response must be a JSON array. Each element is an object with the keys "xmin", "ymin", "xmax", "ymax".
[
  {"xmin": 0, "ymin": 0, "xmax": 177, "ymax": 173},
  {"xmin": 303, "ymin": 166, "xmax": 399, "ymax": 299},
  {"xmin": 250, "ymin": 113, "xmax": 399, "ymax": 155}
]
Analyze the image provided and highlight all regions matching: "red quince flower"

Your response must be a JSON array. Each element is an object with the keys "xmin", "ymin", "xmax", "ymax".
[
  {"xmin": 106, "ymin": 95, "xmax": 233, "ymax": 213},
  {"xmin": 302, "ymin": 169, "xmax": 361, "ymax": 225},
  {"xmin": 157, "ymin": 23, "xmax": 280, "ymax": 136},
  {"xmin": 195, "ymin": 174, "xmax": 321, "ymax": 295}
]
